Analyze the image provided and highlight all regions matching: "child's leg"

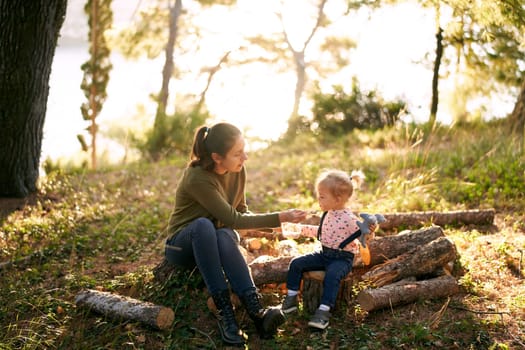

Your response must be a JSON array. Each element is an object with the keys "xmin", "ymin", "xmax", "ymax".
[
  {"xmin": 308, "ymin": 258, "xmax": 353, "ymax": 330},
  {"xmin": 286, "ymin": 252, "xmax": 325, "ymax": 292},
  {"xmin": 320, "ymin": 258, "xmax": 353, "ymax": 309},
  {"xmin": 283, "ymin": 252, "xmax": 325, "ymax": 313}
]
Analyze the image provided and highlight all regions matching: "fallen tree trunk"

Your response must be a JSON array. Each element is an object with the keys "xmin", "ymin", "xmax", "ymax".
[
  {"xmin": 362, "ymin": 236, "xmax": 457, "ymax": 287},
  {"xmin": 75, "ymin": 289, "xmax": 174, "ymax": 330},
  {"xmin": 381, "ymin": 209, "xmax": 495, "ymax": 231},
  {"xmin": 356, "ymin": 275, "xmax": 459, "ymax": 312}
]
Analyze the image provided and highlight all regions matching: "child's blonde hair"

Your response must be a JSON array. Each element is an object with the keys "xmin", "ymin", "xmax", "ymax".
[{"xmin": 315, "ymin": 169, "xmax": 365, "ymax": 202}]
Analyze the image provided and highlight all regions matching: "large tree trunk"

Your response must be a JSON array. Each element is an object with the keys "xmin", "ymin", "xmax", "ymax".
[
  {"xmin": 0, "ymin": 0, "xmax": 67, "ymax": 197},
  {"xmin": 356, "ymin": 275, "xmax": 459, "ymax": 312},
  {"xmin": 150, "ymin": 0, "xmax": 182, "ymax": 160},
  {"xmin": 75, "ymin": 289, "xmax": 175, "ymax": 330}
]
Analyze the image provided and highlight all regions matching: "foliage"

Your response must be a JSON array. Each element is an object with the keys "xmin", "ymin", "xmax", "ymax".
[
  {"xmin": 1, "ymin": 121, "xmax": 525, "ymax": 349},
  {"xmin": 443, "ymin": 14, "xmax": 525, "ymax": 122},
  {"xmin": 80, "ymin": 0, "xmax": 113, "ymax": 169},
  {"xmin": 137, "ymin": 108, "xmax": 209, "ymax": 160},
  {"xmin": 309, "ymin": 78, "xmax": 407, "ymax": 136}
]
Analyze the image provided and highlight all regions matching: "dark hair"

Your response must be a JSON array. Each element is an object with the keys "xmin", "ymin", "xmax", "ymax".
[{"xmin": 189, "ymin": 123, "xmax": 242, "ymax": 171}]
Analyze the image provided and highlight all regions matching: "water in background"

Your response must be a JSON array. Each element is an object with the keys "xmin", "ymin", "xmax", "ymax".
[{"xmin": 44, "ymin": 44, "xmax": 160, "ymax": 163}]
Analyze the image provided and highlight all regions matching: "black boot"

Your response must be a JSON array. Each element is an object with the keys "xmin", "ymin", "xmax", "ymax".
[
  {"xmin": 211, "ymin": 290, "xmax": 245, "ymax": 346},
  {"xmin": 241, "ymin": 290, "xmax": 285, "ymax": 339}
]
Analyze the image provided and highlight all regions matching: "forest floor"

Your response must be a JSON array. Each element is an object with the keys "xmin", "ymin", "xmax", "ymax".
[{"xmin": 1, "ymin": 123, "xmax": 525, "ymax": 349}]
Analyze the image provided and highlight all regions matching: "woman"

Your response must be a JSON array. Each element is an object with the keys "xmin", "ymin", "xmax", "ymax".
[{"xmin": 165, "ymin": 122, "xmax": 307, "ymax": 346}]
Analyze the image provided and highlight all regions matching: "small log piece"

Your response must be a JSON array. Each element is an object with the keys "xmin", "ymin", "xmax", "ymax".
[
  {"xmin": 356, "ymin": 275, "xmax": 459, "ymax": 312},
  {"xmin": 363, "ymin": 236, "xmax": 458, "ymax": 287},
  {"xmin": 75, "ymin": 289, "xmax": 174, "ymax": 330}
]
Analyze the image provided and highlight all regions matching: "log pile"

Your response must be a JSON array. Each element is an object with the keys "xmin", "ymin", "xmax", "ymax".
[
  {"xmin": 298, "ymin": 226, "xmax": 461, "ymax": 312},
  {"xmin": 152, "ymin": 226, "xmax": 461, "ymax": 314},
  {"xmin": 153, "ymin": 208, "xmax": 496, "ymax": 315}
]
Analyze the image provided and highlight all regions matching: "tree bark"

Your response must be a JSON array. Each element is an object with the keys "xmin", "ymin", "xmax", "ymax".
[
  {"xmin": 75, "ymin": 289, "xmax": 174, "ymax": 330},
  {"xmin": 0, "ymin": 0, "xmax": 67, "ymax": 197},
  {"xmin": 368, "ymin": 225, "xmax": 446, "ymax": 266},
  {"xmin": 356, "ymin": 275, "xmax": 459, "ymax": 312},
  {"xmin": 380, "ymin": 209, "xmax": 495, "ymax": 231},
  {"xmin": 362, "ymin": 236, "xmax": 457, "ymax": 287},
  {"xmin": 249, "ymin": 255, "xmax": 293, "ymax": 286}
]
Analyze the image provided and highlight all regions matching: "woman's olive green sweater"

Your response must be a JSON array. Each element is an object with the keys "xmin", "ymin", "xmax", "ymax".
[{"xmin": 167, "ymin": 166, "xmax": 281, "ymax": 237}]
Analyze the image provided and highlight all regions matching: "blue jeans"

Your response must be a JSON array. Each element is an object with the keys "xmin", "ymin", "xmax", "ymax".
[
  {"xmin": 165, "ymin": 217, "xmax": 256, "ymax": 296},
  {"xmin": 286, "ymin": 250, "xmax": 354, "ymax": 308}
]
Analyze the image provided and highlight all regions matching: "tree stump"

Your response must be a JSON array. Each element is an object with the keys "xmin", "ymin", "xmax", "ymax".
[
  {"xmin": 75, "ymin": 289, "xmax": 174, "ymax": 330},
  {"xmin": 302, "ymin": 271, "xmax": 324, "ymax": 313},
  {"xmin": 301, "ymin": 268, "xmax": 367, "ymax": 313}
]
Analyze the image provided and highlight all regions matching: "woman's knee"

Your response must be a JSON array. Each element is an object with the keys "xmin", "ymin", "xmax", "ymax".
[
  {"xmin": 217, "ymin": 228, "xmax": 240, "ymax": 244},
  {"xmin": 191, "ymin": 217, "xmax": 216, "ymax": 238}
]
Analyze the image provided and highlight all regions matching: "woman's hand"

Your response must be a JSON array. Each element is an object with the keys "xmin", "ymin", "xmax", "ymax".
[{"xmin": 279, "ymin": 209, "xmax": 307, "ymax": 223}]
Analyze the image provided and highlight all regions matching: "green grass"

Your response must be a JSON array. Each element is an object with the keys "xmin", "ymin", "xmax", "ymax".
[{"xmin": 1, "ymin": 120, "xmax": 524, "ymax": 349}]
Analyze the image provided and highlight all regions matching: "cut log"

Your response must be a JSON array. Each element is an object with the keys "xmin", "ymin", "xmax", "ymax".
[
  {"xmin": 249, "ymin": 255, "xmax": 293, "ymax": 286},
  {"xmin": 381, "ymin": 209, "xmax": 495, "ymax": 231},
  {"xmin": 362, "ymin": 236, "xmax": 457, "ymax": 287},
  {"xmin": 368, "ymin": 226, "xmax": 445, "ymax": 266},
  {"xmin": 75, "ymin": 289, "xmax": 174, "ymax": 330},
  {"xmin": 356, "ymin": 275, "xmax": 459, "ymax": 312}
]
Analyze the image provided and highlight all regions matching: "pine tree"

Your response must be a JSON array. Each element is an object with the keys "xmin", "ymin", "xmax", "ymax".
[{"xmin": 80, "ymin": 0, "xmax": 113, "ymax": 169}]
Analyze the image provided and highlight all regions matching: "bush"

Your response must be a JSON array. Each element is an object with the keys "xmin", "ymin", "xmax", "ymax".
[
  {"xmin": 310, "ymin": 77, "xmax": 407, "ymax": 135},
  {"xmin": 139, "ymin": 108, "xmax": 208, "ymax": 160}
]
